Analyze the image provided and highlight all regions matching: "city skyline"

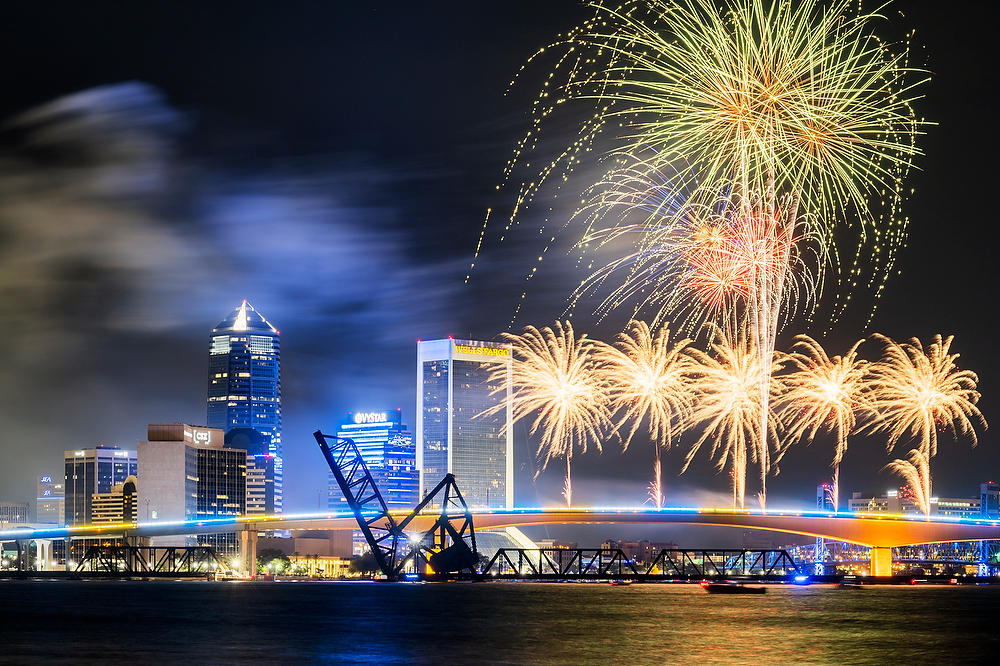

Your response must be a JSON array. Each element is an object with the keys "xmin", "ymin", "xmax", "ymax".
[
  {"xmin": 0, "ymin": 1, "xmax": 997, "ymax": 514},
  {"xmin": 3, "ymin": 3, "xmax": 1000, "ymax": 662}
]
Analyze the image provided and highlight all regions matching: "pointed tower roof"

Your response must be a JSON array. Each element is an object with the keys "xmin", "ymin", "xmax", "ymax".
[{"xmin": 213, "ymin": 300, "xmax": 278, "ymax": 334}]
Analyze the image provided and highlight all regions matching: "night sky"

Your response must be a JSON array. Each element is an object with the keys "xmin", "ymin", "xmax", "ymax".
[{"xmin": 1, "ymin": 1, "xmax": 997, "ymax": 516}]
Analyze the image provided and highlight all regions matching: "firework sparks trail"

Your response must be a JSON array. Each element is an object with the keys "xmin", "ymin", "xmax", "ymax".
[
  {"xmin": 573, "ymin": 157, "xmax": 823, "ymax": 334},
  {"xmin": 882, "ymin": 448, "xmax": 932, "ymax": 516},
  {"xmin": 575, "ymin": 167, "xmax": 824, "ymax": 508},
  {"xmin": 596, "ymin": 320, "xmax": 697, "ymax": 507},
  {"xmin": 683, "ymin": 325, "xmax": 781, "ymax": 509},
  {"xmin": 487, "ymin": 0, "xmax": 926, "ymax": 327},
  {"xmin": 477, "ymin": 0, "xmax": 926, "ymax": 504},
  {"xmin": 777, "ymin": 335, "xmax": 872, "ymax": 510},
  {"xmin": 487, "ymin": 321, "xmax": 613, "ymax": 507},
  {"xmin": 866, "ymin": 334, "xmax": 987, "ymax": 515}
]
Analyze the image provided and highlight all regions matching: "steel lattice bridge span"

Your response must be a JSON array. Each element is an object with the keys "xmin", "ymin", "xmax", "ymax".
[{"xmin": 6, "ymin": 506, "xmax": 1000, "ymax": 577}]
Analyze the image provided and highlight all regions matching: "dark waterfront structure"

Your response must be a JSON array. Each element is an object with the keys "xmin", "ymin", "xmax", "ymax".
[
  {"xmin": 328, "ymin": 410, "xmax": 418, "ymax": 511},
  {"xmin": 317, "ymin": 430, "xmax": 479, "ymax": 578},
  {"xmin": 63, "ymin": 446, "xmax": 137, "ymax": 526},
  {"xmin": 207, "ymin": 300, "xmax": 282, "ymax": 513},
  {"xmin": 416, "ymin": 339, "xmax": 512, "ymax": 508}
]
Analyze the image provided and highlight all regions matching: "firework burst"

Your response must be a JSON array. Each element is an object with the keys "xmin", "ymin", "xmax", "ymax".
[
  {"xmin": 489, "ymin": 321, "xmax": 613, "ymax": 506},
  {"xmin": 866, "ymin": 334, "xmax": 985, "ymax": 457},
  {"xmin": 596, "ymin": 320, "xmax": 697, "ymax": 507},
  {"xmin": 866, "ymin": 334, "xmax": 986, "ymax": 515},
  {"xmin": 683, "ymin": 325, "xmax": 781, "ymax": 509},
  {"xmin": 777, "ymin": 335, "xmax": 872, "ymax": 509},
  {"xmin": 572, "ymin": 156, "xmax": 823, "ymax": 336},
  {"xmin": 489, "ymin": 0, "xmax": 926, "ymax": 325},
  {"xmin": 573, "ymin": 165, "xmax": 824, "ymax": 505}
]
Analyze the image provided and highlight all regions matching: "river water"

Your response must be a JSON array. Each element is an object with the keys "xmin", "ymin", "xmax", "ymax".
[{"xmin": 1, "ymin": 580, "xmax": 997, "ymax": 664}]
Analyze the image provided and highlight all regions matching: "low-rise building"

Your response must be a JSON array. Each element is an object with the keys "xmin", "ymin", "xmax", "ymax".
[
  {"xmin": 848, "ymin": 489, "xmax": 907, "ymax": 514},
  {"xmin": 935, "ymin": 496, "xmax": 981, "ymax": 519},
  {"xmin": 0, "ymin": 502, "xmax": 29, "ymax": 524},
  {"xmin": 90, "ymin": 476, "xmax": 138, "ymax": 524},
  {"xmin": 981, "ymin": 481, "xmax": 999, "ymax": 519},
  {"xmin": 601, "ymin": 539, "xmax": 678, "ymax": 563},
  {"xmin": 64, "ymin": 445, "xmax": 137, "ymax": 526},
  {"xmin": 288, "ymin": 555, "xmax": 353, "ymax": 578},
  {"xmin": 848, "ymin": 489, "xmax": 982, "ymax": 518}
]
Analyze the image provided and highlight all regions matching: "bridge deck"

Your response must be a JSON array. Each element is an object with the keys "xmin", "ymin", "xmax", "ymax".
[{"xmin": 5, "ymin": 508, "xmax": 999, "ymax": 548}]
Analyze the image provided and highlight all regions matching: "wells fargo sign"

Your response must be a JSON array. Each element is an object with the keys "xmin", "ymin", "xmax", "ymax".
[{"xmin": 453, "ymin": 344, "xmax": 510, "ymax": 358}]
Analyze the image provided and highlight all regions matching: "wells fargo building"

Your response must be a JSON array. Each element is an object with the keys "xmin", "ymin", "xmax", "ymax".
[{"xmin": 416, "ymin": 338, "xmax": 513, "ymax": 509}]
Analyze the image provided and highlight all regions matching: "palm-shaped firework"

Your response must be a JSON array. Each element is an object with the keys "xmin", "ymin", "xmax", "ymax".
[
  {"xmin": 682, "ymin": 325, "xmax": 782, "ymax": 509},
  {"xmin": 489, "ymin": 321, "xmax": 613, "ymax": 507},
  {"xmin": 777, "ymin": 335, "xmax": 873, "ymax": 510},
  {"xmin": 866, "ymin": 334, "xmax": 986, "ymax": 514},
  {"xmin": 882, "ymin": 448, "xmax": 932, "ymax": 516},
  {"xmin": 596, "ymin": 320, "xmax": 697, "ymax": 507}
]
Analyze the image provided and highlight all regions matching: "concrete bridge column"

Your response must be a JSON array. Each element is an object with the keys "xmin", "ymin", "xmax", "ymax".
[
  {"xmin": 36, "ymin": 540, "xmax": 52, "ymax": 571},
  {"xmin": 240, "ymin": 528, "xmax": 258, "ymax": 579},
  {"xmin": 870, "ymin": 546, "xmax": 892, "ymax": 577}
]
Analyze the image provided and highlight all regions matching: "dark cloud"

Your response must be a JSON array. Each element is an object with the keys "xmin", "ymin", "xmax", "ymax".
[{"xmin": 0, "ymin": 82, "xmax": 469, "ymax": 507}]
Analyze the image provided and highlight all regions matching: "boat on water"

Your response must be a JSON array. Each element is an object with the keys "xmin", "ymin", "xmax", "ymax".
[
  {"xmin": 699, "ymin": 580, "xmax": 766, "ymax": 594},
  {"xmin": 609, "ymin": 580, "xmax": 632, "ymax": 586}
]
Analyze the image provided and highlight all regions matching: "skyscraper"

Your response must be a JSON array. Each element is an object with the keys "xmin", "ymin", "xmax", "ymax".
[
  {"xmin": 416, "ymin": 338, "xmax": 513, "ymax": 508},
  {"xmin": 63, "ymin": 446, "xmax": 137, "ymax": 526},
  {"xmin": 36, "ymin": 474, "xmax": 65, "ymax": 524},
  {"xmin": 207, "ymin": 300, "xmax": 282, "ymax": 511},
  {"xmin": 225, "ymin": 427, "xmax": 278, "ymax": 515},
  {"xmin": 328, "ymin": 409, "xmax": 418, "ymax": 510},
  {"xmin": 137, "ymin": 423, "xmax": 246, "ymax": 551}
]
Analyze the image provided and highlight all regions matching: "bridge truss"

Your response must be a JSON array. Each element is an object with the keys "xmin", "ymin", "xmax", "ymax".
[
  {"xmin": 480, "ymin": 548, "xmax": 800, "ymax": 580},
  {"xmin": 75, "ymin": 545, "xmax": 228, "ymax": 576},
  {"xmin": 792, "ymin": 539, "xmax": 1000, "ymax": 576},
  {"xmin": 315, "ymin": 430, "xmax": 479, "ymax": 579}
]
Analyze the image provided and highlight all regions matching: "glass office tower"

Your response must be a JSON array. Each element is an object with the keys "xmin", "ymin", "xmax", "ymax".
[
  {"xmin": 225, "ymin": 427, "xmax": 278, "ymax": 515},
  {"xmin": 207, "ymin": 300, "xmax": 282, "ymax": 512},
  {"xmin": 328, "ymin": 409, "xmax": 419, "ymax": 510},
  {"xmin": 416, "ymin": 339, "xmax": 513, "ymax": 509},
  {"xmin": 63, "ymin": 445, "xmax": 138, "ymax": 525}
]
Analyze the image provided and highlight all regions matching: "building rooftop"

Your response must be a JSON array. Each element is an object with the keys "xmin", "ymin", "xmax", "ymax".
[{"xmin": 213, "ymin": 300, "xmax": 277, "ymax": 334}]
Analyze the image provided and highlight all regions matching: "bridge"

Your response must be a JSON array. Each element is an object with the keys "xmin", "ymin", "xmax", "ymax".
[
  {"xmin": 5, "ymin": 507, "xmax": 1000, "ymax": 576},
  {"xmin": 5, "ymin": 431, "xmax": 998, "ymax": 578}
]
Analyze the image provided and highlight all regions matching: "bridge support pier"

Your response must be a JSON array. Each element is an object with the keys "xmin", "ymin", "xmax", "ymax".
[
  {"xmin": 870, "ymin": 546, "xmax": 892, "ymax": 577},
  {"xmin": 36, "ymin": 539, "xmax": 52, "ymax": 571},
  {"xmin": 813, "ymin": 537, "xmax": 826, "ymax": 575},
  {"xmin": 240, "ymin": 528, "xmax": 258, "ymax": 579}
]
